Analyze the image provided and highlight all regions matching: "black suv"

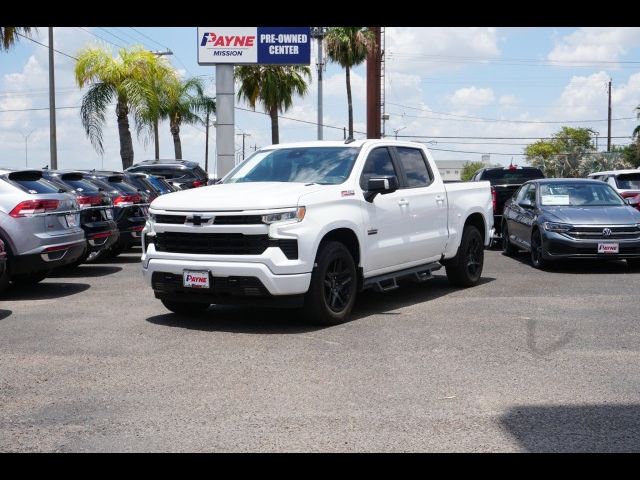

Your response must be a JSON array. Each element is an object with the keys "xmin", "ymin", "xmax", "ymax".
[{"xmin": 125, "ymin": 159, "xmax": 208, "ymax": 190}]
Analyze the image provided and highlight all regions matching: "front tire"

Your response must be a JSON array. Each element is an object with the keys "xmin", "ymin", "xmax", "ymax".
[
  {"xmin": 627, "ymin": 258, "xmax": 640, "ymax": 270},
  {"xmin": 502, "ymin": 222, "xmax": 517, "ymax": 256},
  {"xmin": 161, "ymin": 299, "xmax": 210, "ymax": 315},
  {"xmin": 303, "ymin": 241, "xmax": 357, "ymax": 325},
  {"xmin": 445, "ymin": 225, "xmax": 484, "ymax": 287},
  {"xmin": 530, "ymin": 229, "xmax": 548, "ymax": 269}
]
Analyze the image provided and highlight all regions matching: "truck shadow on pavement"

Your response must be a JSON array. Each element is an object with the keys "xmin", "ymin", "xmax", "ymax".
[
  {"xmin": 146, "ymin": 307, "xmax": 330, "ymax": 334},
  {"xmin": 0, "ymin": 310, "xmax": 11, "ymax": 321},
  {"xmin": 500, "ymin": 404, "xmax": 640, "ymax": 452},
  {"xmin": 507, "ymin": 251, "xmax": 636, "ymax": 274},
  {"xmin": 48, "ymin": 265, "xmax": 122, "ymax": 278},
  {"xmin": 351, "ymin": 275, "xmax": 496, "ymax": 320},
  {"xmin": 91, "ymin": 253, "xmax": 141, "ymax": 265},
  {"xmin": 146, "ymin": 275, "xmax": 495, "ymax": 333},
  {"xmin": 2, "ymin": 282, "xmax": 90, "ymax": 301}
]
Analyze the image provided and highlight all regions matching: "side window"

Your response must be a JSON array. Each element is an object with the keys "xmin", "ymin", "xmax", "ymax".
[
  {"xmin": 360, "ymin": 147, "xmax": 397, "ymax": 190},
  {"xmin": 514, "ymin": 184, "xmax": 530, "ymax": 204},
  {"xmin": 396, "ymin": 147, "xmax": 432, "ymax": 188},
  {"xmin": 525, "ymin": 184, "xmax": 537, "ymax": 206}
]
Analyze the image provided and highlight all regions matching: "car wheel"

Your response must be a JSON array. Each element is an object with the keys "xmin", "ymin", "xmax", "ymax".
[
  {"xmin": 502, "ymin": 222, "xmax": 517, "ymax": 256},
  {"xmin": 627, "ymin": 258, "xmax": 640, "ymax": 270},
  {"xmin": 11, "ymin": 271, "xmax": 49, "ymax": 286},
  {"xmin": 445, "ymin": 225, "xmax": 484, "ymax": 288},
  {"xmin": 530, "ymin": 229, "xmax": 548, "ymax": 269},
  {"xmin": 303, "ymin": 241, "xmax": 357, "ymax": 325},
  {"xmin": 161, "ymin": 299, "xmax": 210, "ymax": 314}
]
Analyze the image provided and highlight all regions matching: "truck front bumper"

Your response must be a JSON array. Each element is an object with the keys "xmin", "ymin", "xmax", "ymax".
[{"xmin": 143, "ymin": 257, "xmax": 312, "ymax": 297}]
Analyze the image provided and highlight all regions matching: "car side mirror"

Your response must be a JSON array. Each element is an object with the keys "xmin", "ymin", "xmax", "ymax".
[
  {"xmin": 518, "ymin": 200, "xmax": 534, "ymax": 209},
  {"xmin": 365, "ymin": 176, "xmax": 399, "ymax": 203}
]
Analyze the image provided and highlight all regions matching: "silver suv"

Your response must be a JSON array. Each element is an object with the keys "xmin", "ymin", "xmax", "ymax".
[{"xmin": 0, "ymin": 169, "xmax": 85, "ymax": 287}]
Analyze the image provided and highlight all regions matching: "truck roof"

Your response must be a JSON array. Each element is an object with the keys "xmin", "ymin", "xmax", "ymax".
[{"xmin": 260, "ymin": 139, "xmax": 428, "ymax": 150}]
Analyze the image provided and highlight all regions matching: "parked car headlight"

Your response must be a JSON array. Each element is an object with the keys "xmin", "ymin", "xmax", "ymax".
[
  {"xmin": 542, "ymin": 222, "xmax": 572, "ymax": 232},
  {"xmin": 262, "ymin": 207, "xmax": 306, "ymax": 224}
]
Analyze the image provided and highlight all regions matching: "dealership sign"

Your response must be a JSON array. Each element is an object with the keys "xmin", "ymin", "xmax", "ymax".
[{"xmin": 198, "ymin": 27, "xmax": 311, "ymax": 65}]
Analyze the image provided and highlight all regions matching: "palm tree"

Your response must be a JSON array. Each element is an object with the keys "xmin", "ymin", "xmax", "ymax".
[
  {"xmin": 75, "ymin": 46, "xmax": 173, "ymax": 169},
  {"xmin": 325, "ymin": 27, "xmax": 376, "ymax": 139},
  {"xmin": 163, "ymin": 77, "xmax": 208, "ymax": 160},
  {"xmin": 235, "ymin": 65, "xmax": 311, "ymax": 144},
  {"xmin": 1, "ymin": 27, "xmax": 34, "ymax": 51}
]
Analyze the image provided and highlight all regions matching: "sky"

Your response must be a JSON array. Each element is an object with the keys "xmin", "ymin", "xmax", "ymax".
[{"xmin": 1, "ymin": 27, "xmax": 640, "ymax": 175}]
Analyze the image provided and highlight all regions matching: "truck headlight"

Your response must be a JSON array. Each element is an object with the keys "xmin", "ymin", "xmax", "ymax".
[
  {"xmin": 542, "ymin": 222, "xmax": 572, "ymax": 232},
  {"xmin": 262, "ymin": 207, "xmax": 306, "ymax": 224}
]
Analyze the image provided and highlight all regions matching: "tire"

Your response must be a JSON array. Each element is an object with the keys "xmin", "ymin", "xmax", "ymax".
[
  {"xmin": 445, "ymin": 225, "xmax": 484, "ymax": 288},
  {"xmin": 11, "ymin": 271, "xmax": 49, "ymax": 286},
  {"xmin": 502, "ymin": 222, "xmax": 517, "ymax": 256},
  {"xmin": 104, "ymin": 243, "xmax": 128, "ymax": 259},
  {"xmin": 62, "ymin": 249, "xmax": 89, "ymax": 269},
  {"xmin": 0, "ymin": 267, "xmax": 9, "ymax": 293},
  {"xmin": 530, "ymin": 229, "xmax": 548, "ymax": 270},
  {"xmin": 627, "ymin": 258, "xmax": 640, "ymax": 269},
  {"xmin": 161, "ymin": 299, "xmax": 210, "ymax": 314},
  {"xmin": 303, "ymin": 241, "xmax": 357, "ymax": 325}
]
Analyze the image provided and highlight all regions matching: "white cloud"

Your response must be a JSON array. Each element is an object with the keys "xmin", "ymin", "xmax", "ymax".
[
  {"xmin": 548, "ymin": 27, "xmax": 640, "ymax": 63},
  {"xmin": 448, "ymin": 87, "xmax": 495, "ymax": 109},
  {"xmin": 499, "ymin": 94, "xmax": 518, "ymax": 107}
]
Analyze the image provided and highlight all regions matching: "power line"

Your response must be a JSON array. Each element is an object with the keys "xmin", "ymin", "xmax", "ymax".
[
  {"xmin": 76, "ymin": 27, "xmax": 124, "ymax": 49},
  {"xmin": 397, "ymin": 134, "xmax": 633, "ymax": 140},
  {"xmin": 16, "ymin": 32, "xmax": 78, "ymax": 61},
  {"xmin": 129, "ymin": 27, "xmax": 168, "ymax": 50},
  {"xmin": 95, "ymin": 27, "xmax": 132, "ymax": 48}
]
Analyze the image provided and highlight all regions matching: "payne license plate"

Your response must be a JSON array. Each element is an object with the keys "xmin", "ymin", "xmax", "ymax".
[
  {"xmin": 183, "ymin": 270, "xmax": 210, "ymax": 289},
  {"xmin": 598, "ymin": 243, "xmax": 619, "ymax": 254}
]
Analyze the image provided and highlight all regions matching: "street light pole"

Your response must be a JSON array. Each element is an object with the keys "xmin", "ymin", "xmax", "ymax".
[
  {"xmin": 310, "ymin": 27, "xmax": 327, "ymax": 140},
  {"xmin": 393, "ymin": 126, "xmax": 406, "ymax": 139},
  {"xmin": 48, "ymin": 27, "xmax": 58, "ymax": 170},
  {"xmin": 22, "ymin": 130, "xmax": 35, "ymax": 167}
]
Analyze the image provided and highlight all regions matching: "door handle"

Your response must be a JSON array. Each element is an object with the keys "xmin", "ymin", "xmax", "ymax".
[{"xmin": 398, "ymin": 199, "xmax": 409, "ymax": 206}]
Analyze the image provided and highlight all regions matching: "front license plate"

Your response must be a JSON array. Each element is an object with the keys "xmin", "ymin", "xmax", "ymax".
[
  {"xmin": 183, "ymin": 270, "xmax": 210, "ymax": 289},
  {"xmin": 65, "ymin": 214, "xmax": 77, "ymax": 228},
  {"xmin": 598, "ymin": 243, "xmax": 619, "ymax": 254}
]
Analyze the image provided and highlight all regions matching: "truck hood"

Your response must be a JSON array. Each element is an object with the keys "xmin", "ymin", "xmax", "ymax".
[{"xmin": 150, "ymin": 182, "xmax": 325, "ymax": 212}]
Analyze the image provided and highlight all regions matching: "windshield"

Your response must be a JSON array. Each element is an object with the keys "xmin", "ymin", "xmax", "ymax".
[
  {"xmin": 539, "ymin": 183, "xmax": 625, "ymax": 206},
  {"xmin": 615, "ymin": 173, "xmax": 640, "ymax": 190},
  {"xmin": 480, "ymin": 168, "xmax": 544, "ymax": 185},
  {"xmin": 223, "ymin": 147, "xmax": 360, "ymax": 185}
]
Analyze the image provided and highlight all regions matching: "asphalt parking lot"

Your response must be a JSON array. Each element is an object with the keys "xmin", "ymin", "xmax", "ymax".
[{"xmin": 1, "ymin": 248, "xmax": 640, "ymax": 452}]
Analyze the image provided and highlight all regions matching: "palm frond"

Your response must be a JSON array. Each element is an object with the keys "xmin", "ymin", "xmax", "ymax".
[{"xmin": 80, "ymin": 82, "xmax": 115, "ymax": 155}]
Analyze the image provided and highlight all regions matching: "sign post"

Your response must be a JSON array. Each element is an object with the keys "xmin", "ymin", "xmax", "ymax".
[{"xmin": 198, "ymin": 27, "xmax": 311, "ymax": 177}]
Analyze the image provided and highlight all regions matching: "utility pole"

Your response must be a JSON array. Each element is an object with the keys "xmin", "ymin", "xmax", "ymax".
[
  {"xmin": 48, "ymin": 27, "xmax": 58, "ymax": 169},
  {"xmin": 236, "ymin": 132, "xmax": 251, "ymax": 161},
  {"xmin": 311, "ymin": 27, "xmax": 327, "ymax": 140},
  {"xmin": 366, "ymin": 27, "xmax": 382, "ymax": 139},
  {"xmin": 205, "ymin": 112, "xmax": 212, "ymax": 174},
  {"xmin": 607, "ymin": 78, "xmax": 612, "ymax": 152}
]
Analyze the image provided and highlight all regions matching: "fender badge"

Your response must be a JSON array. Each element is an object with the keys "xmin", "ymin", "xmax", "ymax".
[{"xmin": 341, "ymin": 190, "xmax": 355, "ymax": 197}]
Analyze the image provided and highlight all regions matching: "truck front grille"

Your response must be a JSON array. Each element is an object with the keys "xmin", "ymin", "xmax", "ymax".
[{"xmin": 155, "ymin": 232, "xmax": 269, "ymax": 255}]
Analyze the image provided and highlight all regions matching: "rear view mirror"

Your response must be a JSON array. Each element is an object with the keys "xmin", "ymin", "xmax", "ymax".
[{"xmin": 365, "ymin": 176, "xmax": 399, "ymax": 202}]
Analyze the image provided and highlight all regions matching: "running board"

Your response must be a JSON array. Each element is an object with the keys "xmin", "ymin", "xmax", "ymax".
[{"xmin": 363, "ymin": 262, "xmax": 442, "ymax": 293}]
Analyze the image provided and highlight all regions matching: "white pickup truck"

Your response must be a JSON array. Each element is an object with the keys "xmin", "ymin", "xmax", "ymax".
[{"xmin": 141, "ymin": 140, "xmax": 493, "ymax": 324}]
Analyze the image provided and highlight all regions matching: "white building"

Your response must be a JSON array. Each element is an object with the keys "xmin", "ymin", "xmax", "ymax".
[{"xmin": 433, "ymin": 160, "xmax": 470, "ymax": 181}]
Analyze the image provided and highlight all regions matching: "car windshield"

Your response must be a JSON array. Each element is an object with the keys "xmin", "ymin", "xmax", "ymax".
[
  {"xmin": 223, "ymin": 147, "xmax": 360, "ymax": 185},
  {"xmin": 539, "ymin": 183, "xmax": 625, "ymax": 206},
  {"xmin": 615, "ymin": 173, "xmax": 640, "ymax": 190}
]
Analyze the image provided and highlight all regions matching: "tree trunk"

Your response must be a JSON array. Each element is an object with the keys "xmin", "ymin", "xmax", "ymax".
[
  {"xmin": 170, "ymin": 117, "xmax": 182, "ymax": 160},
  {"xmin": 204, "ymin": 112, "xmax": 209, "ymax": 173},
  {"xmin": 116, "ymin": 97, "xmax": 134, "ymax": 169},
  {"xmin": 270, "ymin": 106, "xmax": 279, "ymax": 144},
  {"xmin": 346, "ymin": 65, "xmax": 353, "ymax": 139},
  {"xmin": 153, "ymin": 119, "xmax": 160, "ymax": 160}
]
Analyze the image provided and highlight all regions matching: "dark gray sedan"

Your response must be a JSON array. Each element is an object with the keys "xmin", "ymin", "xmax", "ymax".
[{"xmin": 501, "ymin": 178, "xmax": 640, "ymax": 269}]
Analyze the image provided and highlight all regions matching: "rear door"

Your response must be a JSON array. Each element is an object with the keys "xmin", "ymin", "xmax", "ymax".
[{"xmin": 392, "ymin": 146, "xmax": 448, "ymax": 263}]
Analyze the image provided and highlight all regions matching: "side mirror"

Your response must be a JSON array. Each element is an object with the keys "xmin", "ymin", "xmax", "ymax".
[
  {"xmin": 365, "ymin": 176, "xmax": 399, "ymax": 203},
  {"xmin": 518, "ymin": 200, "xmax": 534, "ymax": 209}
]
